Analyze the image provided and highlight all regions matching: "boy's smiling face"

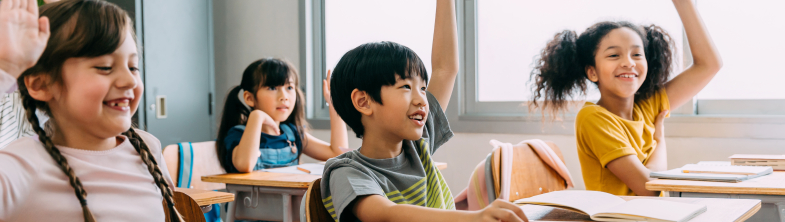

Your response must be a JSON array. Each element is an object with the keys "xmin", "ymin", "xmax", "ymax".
[{"xmin": 362, "ymin": 75, "xmax": 429, "ymax": 141}]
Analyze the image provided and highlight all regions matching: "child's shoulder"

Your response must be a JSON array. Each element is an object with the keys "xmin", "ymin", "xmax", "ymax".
[
  {"xmin": 576, "ymin": 103, "xmax": 621, "ymax": 126},
  {"xmin": 0, "ymin": 137, "xmax": 52, "ymax": 167},
  {"xmin": 132, "ymin": 129, "xmax": 163, "ymax": 154}
]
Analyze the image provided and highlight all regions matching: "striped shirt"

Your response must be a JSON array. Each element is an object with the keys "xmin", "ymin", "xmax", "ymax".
[
  {"xmin": 0, "ymin": 91, "xmax": 35, "ymax": 149},
  {"xmin": 320, "ymin": 92, "xmax": 454, "ymax": 222}
]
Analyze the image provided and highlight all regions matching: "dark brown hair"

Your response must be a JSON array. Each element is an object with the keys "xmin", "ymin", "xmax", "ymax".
[
  {"xmin": 17, "ymin": 0, "xmax": 183, "ymax": 221},
  {"xmin": 215, "ymin": 58, "xmax": 307, "ymax": 172},
  {"xmin": 530, "ymin": 21, "xmax": 674, "ymax": 118}
]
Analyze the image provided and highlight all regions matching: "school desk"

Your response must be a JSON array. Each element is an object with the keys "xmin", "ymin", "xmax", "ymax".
[
  {"xmin": 202, "ymin": 162, "xmax": 448, "ymax": 222},
  {"xmin": 521, "ymin": 196, "xmax": 760, "ymax": 222},
  {"xmin": 647, "ymin": 171, "xmax": 785, "ymax": 222},
  {"xmin": 174, "ymin": 187, "xmax": 235, "ymax": 207}
]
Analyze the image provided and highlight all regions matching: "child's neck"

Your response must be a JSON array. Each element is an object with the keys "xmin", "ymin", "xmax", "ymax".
[
  {"xmin": 596, "ymin": 94, "xmax": 636, "ymax": 120},
  {"xmin": 358, "ymin": 127, "xmax": 404, "ymax": 159},
  {"xmin": 50, "ymin": 119, "xmax": 121, "ymax": 151}
]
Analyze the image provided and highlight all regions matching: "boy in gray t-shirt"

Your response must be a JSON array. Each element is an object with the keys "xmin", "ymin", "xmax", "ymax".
[{"xmin": 322, "ymin": 1, "xmax": 528, "ymax": 221}]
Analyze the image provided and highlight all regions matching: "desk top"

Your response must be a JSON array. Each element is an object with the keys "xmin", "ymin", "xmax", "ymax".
[
  {"xmin": 175, "ymin": 187, "xmax": 235, "ymax": 206},
  {"xmin": 647, "ymin": 171, "xmax": 785, "ymax": 195},
  {"xmin": 203, "ymin": 162, "xmax": 448, "ymax": 188},
  {"xmin": 522, "ymin": 196, "xmax": 760, "ymax": 222}
]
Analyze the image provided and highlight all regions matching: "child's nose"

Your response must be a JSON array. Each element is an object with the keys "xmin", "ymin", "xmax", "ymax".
[{"xmin": 116, "ymin": 68, "xmax": 138, "ymax": 89}]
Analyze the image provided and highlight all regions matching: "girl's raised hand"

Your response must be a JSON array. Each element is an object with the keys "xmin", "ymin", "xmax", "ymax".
[
  {"xmin": 0, "ymin": 0, "xmax": 50, "ymax": 77},
  {"xmin": 323, "ymin": 69, "xmax": 332, "ymax": 106}
]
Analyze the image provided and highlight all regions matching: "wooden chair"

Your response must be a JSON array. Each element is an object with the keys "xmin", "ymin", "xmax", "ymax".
[
  {"xmin": 164, "ymin": 190, "xmax": 207, "ymax": 222},
  {"xmin": 303, "ymin": 178, "xmax": 333, "ymax": 222},
  {"xmin": 490, "ymin": 141, "xmax": 567, "ymax": 202},
  {"xmin": 162, "ymin": 141, "xmax": 226, "ymax": 191}
]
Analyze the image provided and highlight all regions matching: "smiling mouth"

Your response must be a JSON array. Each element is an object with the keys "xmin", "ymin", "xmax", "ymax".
[
  {"xmin": 103, "ymin": 101, "xmax": 129, "ymax": 107},
  {"xmin": 617, "ymin": 74, "xmax": 638, "ymax": 78},
  {"xmin": 408, "ymin": 114, "xmax": 423, "ymax": 121}
]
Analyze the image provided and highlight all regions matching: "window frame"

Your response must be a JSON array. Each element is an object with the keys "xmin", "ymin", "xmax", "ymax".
[{"xmin": 303, "ymin": 0, "xmax": 785, "ymax": 139}]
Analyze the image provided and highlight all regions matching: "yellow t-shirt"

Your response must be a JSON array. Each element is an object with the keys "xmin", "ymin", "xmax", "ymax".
[{"xmin": 576, "ymin": 90, "xmax": 670, "ymax": 196}]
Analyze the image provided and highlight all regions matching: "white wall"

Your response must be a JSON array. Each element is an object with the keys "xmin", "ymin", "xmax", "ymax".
[
  {"xmin": 213, "ymin": 0, "xmax": 301, "ymax": 121},
  {"xmin": 213, "ymin": 0, "xmax": 785, "ymax": 194}
]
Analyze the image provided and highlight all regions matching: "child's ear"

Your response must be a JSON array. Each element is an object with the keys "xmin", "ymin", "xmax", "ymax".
[
  {"xmin": 351, "ymin": 89, "xmax": 373, "ymax": 116},
  {"xmin": 24, "ymin": 75, "xmax": 53, "ymax": 101},
  {"xmin": 586, "ymin": 66, "xmax": 599, "ymax": 82},
  {"xmin": 243, "ymin": 90, "xmax": 256, "ymax": 108}
]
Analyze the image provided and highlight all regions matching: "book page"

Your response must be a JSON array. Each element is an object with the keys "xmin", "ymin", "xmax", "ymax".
[
  {"xmin": 592, "ymin": 199, "xmax": 706, "ymax": 222},
  {"xmin": 681, "ymin": 164, "xmax": 771, "ymax": 175},
  {"xmin": 513, "ymin": 190, "xmax": 625, "ymax": 216}
]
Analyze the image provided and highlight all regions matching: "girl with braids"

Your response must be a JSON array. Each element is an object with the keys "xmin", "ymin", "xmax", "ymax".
[
  {"xmin": 530, "ymin": 0, "xmax": 722, "ymax": 196},
  {"xmin": 0, "ymin": 0, "xmax": 184, "ymax": 221}
]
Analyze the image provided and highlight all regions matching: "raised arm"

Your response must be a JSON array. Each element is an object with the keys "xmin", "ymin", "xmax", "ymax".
[
  {"xmin": 663, "ymin": 0, "xmax": 722, "ymax": 109},
  {"xmin": 0, "ymin": 0, "xmax": 50, "ymax": 92},
  {"xmin": 302, "ymin": 70, "xmax": 349, "ymax": 161},
  {"xmin": 427, "ymin": 0, "xmax": 459, "ymax": 110}
]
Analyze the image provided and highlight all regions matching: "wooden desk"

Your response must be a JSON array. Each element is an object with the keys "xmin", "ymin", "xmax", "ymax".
[
  {"xmin": 175, "ymin": 187, "xmax": 235, "ymax": 206},
  {"xmin": 203, "ymin": 162, "xmax": 448, "ymax": 222},
  {"xmin": 522, "ymin": 196, "xmax": 760, "ymax": 222},
  {"xmin": 647, "ymin": 172, "xmax": 785, "ymax": 222}
]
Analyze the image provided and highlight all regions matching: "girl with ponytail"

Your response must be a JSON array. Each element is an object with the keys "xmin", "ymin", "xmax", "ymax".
[
  {"xmin": 0, "ymin": 0, "xmax": 184, "ymax": 221},
  {"xmin": 530, "ymin": 0, "xmax": 722, "ymax": 196},
  {"xmin": 216, "ymin": 59, "xmax": 349, "ymax": 174}
]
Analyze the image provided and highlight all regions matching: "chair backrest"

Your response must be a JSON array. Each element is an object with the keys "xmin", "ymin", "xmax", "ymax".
[
  {"xmin": 164, "ymin": 190, "xmax": 207, "ymax": 222},
  {"xmin": 491, "ymin": 141, "xmax": 567, "ymax": 202},
  {"xmin": 304, "ymin": 178, "xmax": 332, "ymax": 222},
  {"xmin": 163, "ymin": 141, "xmax": 226, "ymax": 190}
]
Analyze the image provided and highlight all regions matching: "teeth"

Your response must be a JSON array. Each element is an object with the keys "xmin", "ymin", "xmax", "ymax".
[
  {"xmin": 110, "ymin": 102, "xmax": 129, "ymax": 107},
  {"xmin": 409, "ymin": 114, "xmax": 423, "ymax": 121},
  {"xmin": 619, "ymin": 74, "xmax": 636, "ymax": 78}
]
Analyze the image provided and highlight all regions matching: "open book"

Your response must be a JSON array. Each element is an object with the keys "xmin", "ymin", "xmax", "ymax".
[{"xmin": 513, "ymin": 190, "xmax": 706, "ymax": 222}]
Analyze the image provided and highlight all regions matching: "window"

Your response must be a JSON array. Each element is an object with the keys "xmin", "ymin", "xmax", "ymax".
[
  {"xmin": 325, "ymin": 0, "xmax": 436, "ymax": 77},
  {"xmin": 695, "ymin": 0, "xmax": 785, "ymax": 100},
  {"xmin": 475, "ymin": 0, "xmax": 683, "ymax": 102}
]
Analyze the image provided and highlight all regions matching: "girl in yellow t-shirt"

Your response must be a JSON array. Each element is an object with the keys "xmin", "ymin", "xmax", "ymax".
[{"xmin": 529, "ymin": 0, "xmax": 722, "ymax": 196}]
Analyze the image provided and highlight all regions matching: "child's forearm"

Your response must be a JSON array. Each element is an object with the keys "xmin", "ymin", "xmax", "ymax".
[
  {"xmin": 673, "ymin": 0, "xmax": 722, "ymax": 71},
  {"xmin": 428, "ymin": 0, "xmax": 459, "ymax": 110},
  {"xmin": 645, "ymin": 140, "xmax": 667, "ymax": 172},
  {"xmin": 384, "ymin": 204, "xmax": 478, "ymax": 222},
  {"xmin": 232, "ymin": 110, "xmax": 266, "ymax": 172},
  {"xmin": 329, "ymin": 103, "xmax": 349, "ymax": 154}
]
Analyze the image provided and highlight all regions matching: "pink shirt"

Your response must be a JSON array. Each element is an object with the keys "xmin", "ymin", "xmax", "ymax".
[{"xmin": 0, "ymin": 130, "xmax": 175, "ymax": 222}]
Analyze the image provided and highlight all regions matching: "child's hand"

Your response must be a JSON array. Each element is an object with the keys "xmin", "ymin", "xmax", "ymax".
[
  {"xmin": 323, "ymin": 69, "xmax": 332, "ymax": 106},
  {"xmin": 472, "ymin": 199, "xmax": 529, "ymax": 222},
  {"xmin": 251, "ymin": 110, "xmax": 280, "ymax": 135},
  {"xmin": 653, "ymin": 110, "xmax": 669, "ymax": 142},
  {"xmin": 0, "ymin": 0, "xmax": 50, "ymax": 77}
]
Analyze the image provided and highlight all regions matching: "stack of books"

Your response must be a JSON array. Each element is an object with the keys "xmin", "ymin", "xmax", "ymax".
[
  {"xmin": 650, "ymin": 164, "xmax": 773, "ymax": 182},
  {"xmin": 729, "ymin": 154, "xmax": 785, "ymax": 170}
]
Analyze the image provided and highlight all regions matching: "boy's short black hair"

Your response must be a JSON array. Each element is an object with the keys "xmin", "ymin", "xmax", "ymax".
[{"xmin": 330, "ymin": 41, "xmax": 429, "ymax": 138}]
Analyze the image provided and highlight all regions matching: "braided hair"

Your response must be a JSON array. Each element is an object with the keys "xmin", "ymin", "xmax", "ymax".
[{"xmin": 17, "ymin": 0, "xmax": 183, "ymax": 221}]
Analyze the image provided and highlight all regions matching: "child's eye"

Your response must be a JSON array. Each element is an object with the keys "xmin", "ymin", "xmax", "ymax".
[
  {"xmin": 420, "ymin": 87, "xmax": 426, "ymax": 91},
  {"xmin": 129, "ymin": 67, "xmax": 140, "ymax": 72},
  {"xmin": 608, "ymin": 54, "xmax": 619, "ymax": 58},
  {"xmin": 268, "ymin": 87, "xmax": 277, "ymax": 91},
  {"xmin": 95, "ymin": 66, "xmax": 112, "ymax": 71},
  {"xmin": 633, "ymin": 53, "xmax": 643, "ymax": 57},
  {"xmin": 401, "ymin": 85, "xmax": 411, "ymax": 89},
  {"xmin": 287, "ymin": 86, "xmax": 294, "ymax": 90}
]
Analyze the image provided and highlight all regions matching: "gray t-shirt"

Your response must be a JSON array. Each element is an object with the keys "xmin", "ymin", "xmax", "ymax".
[{"xmin": 321, "ymin": 92, "xmax": 454, "ymax": 222}]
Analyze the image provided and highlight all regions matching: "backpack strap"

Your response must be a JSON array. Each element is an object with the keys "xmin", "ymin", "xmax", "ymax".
[{"xmin": 177, "ymin": 142, "xmax": 194, "ymax": 188}]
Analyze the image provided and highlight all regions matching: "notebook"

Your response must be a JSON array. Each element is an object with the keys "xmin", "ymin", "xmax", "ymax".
[
  {"xmin": 261, "ymin": 163, "xmax": 325, "ymax": 175},
  {"xmin": 651, "ymin": 164, "xmax": 772, "ymax": 182},
  {"xmin": 514, "ymin": 190, "xmax": 706, "ymax": 222},
  {"xmin": 730, "ymin": 154, "xmax": 785, "ymax": 170}
]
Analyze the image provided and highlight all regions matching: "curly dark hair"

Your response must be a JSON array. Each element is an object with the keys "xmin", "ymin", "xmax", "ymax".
[{"xmin": 529, "ymin": 21, "xmax": 675, "ymax": 118}]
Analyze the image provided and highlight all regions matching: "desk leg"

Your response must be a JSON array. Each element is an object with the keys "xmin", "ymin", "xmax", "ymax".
[
  {"xmin": 282, "ymin": 193, "xmax": 292, "ymax": 222},
  {"xmin": 776, "ymin": 202, "xmax": 785, "ymax": 222},
  {"xmin": 225, "ymin": 190, "xmax": 238, "ymax": 222}
]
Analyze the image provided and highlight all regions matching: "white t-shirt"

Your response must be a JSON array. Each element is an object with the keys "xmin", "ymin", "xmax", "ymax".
[{"xmin": 0, "ymin": 130, "xmax": 175, "ymax": 222}]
